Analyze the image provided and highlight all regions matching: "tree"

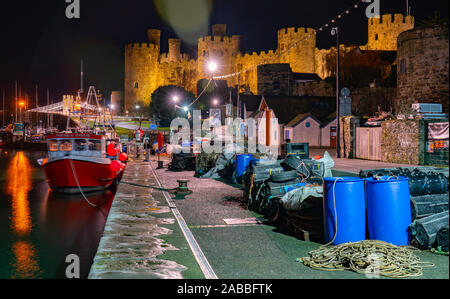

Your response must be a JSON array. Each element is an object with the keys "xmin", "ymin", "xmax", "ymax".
[
  {"xmin": 150, "ymin": 85, "xmax": 195, "ymax": 127},
  {"xmin": 417, "ymin": 11, "xmax": 449, "ymax": 28},
  {"xmin": 129, "ymin": 99, "xmax": 150, "ymax": 129},
  {"xmin": 196, "ymin": 79, "xmax": 229, "ymax": 110}
]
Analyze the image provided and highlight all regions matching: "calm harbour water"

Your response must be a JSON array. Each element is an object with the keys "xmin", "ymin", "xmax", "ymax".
[{"xmin": 0, "ymin": 150, "xmax": 114, "ymax": 279}]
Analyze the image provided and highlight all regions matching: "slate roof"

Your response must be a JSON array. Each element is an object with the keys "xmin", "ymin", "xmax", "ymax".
[
  {"xmin": 263, "ymin": 96, "xmax": 336, "ymax": 125},
  {"xmin": 293, "ymin": 73, "xmax": 322, "ymax": 82}
]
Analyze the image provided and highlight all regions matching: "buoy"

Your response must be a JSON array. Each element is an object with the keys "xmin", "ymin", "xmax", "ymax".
[
  {"xmin": 107, "ymin": 147, "xmax": 117, "ymax": 157},
  {"xmin": 119, "ymin": 152, "xmax": 128, "ymax": 162},
  {"xmin": 110, "ymin": 160, "xmax": 121, "ymax": 172}
]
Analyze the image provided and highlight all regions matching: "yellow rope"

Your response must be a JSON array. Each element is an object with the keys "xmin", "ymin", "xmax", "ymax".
[{"xmin": 299, "ymin": 240, "xmax": 434, "ymax": 278}]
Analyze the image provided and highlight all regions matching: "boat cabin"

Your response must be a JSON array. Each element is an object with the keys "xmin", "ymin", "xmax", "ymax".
[{"xmin": 46, "ymin": 133, "xmax": 106, "ymax": 158}]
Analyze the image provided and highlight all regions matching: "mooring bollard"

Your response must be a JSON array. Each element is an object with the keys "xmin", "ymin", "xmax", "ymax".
[
  {"xmin": 157, "ymin": 160, "xmax": 164, "ymax": 169},
  {"xmin": 174, "ymin": 179, "xmax": 192, "ymax": 199}
]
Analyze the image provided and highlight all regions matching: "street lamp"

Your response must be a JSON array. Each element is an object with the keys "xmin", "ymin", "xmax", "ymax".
[
  {"xmin": 208, "ymin": 61, "xmax": 217, "ymax": 73},
  {"xmin": 183, "ymin": 106, "xmax": 188, "ymax": 112},
  {"xmin": 172, "ymin": 95, "xmax": 179, "ymax": 103},
  {"xmin": 18, "ymin": 101, "xmax": 25, "ymax": 123},
  {"xmin": 212, "ymin": 98, "xmax": 219, "ymax": 106},
  {"xmin": 331, "ymin": 26, "xmax": 340, "ymax": 158}
]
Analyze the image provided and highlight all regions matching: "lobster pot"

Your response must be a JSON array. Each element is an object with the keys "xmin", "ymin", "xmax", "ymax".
[
  {"xmin": 410, "ymin": 194, "xmax": 449, "ymax": 220},
  {"xmin": 323, "ymin": 177, "xmax": 366, "ymax": 245},
  {"xmin": 436, "ymin": 226, "xmax": 449, "ymax": 252},
  {"xmin": 409, "ymin": 211, "xmax": 449, "ymax": 248},
  {"xmin": 366, "ymin": 176, "xmax": 411, "ymax": 246}
]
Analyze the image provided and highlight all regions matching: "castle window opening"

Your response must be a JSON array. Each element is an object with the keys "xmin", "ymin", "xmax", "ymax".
[
  {"xmin": 134, "ymin": 82, "xmax": 139, "ymax": 89},
  {"xmin": 375, "ymin": 33, "xmax": 379, "ymax": 40},
  {"xmin": 400, "ymin": 59, "xmax": 406, "ymax": 74},
  {"xmin": 273, "ymin": 80, "xmax": 281, "ymax": 91}
]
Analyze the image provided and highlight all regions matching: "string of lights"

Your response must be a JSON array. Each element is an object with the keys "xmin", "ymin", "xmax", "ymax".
[{"xmin": 212, "ymin": 0, "xmax": 365, "ymax": 80}]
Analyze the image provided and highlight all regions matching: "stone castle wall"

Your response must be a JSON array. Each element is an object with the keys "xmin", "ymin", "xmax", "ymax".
[
  {"xmin": 125, "ymin": 15, "xmax": 413, "ymax": 109},
  {"xmin": 366, "ymin": 14, "xmax": 414, "ymax": 51},
  {"xmin": 396, "ymin": 24, "xmax": 449, "ymax": 114}
]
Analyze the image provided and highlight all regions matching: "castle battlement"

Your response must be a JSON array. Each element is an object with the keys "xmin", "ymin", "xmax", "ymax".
[
  {"xmin": 126, "ymin": 42, "xmax": 159, "ymax": 50},
  {"xmin": 198, "ymin": 35, "xmax": 235, "ymax": 43},
  {"xmin": 369, "ymin": 13, "xmax": 414, "ymax": 25},
  {"xmin": 278, "ymin": 27, "xmax": 315, "ymax": 36},
  {"xmin": 239, "ymin": 49, "xmax": 276, "ymax": 59},
  {"xmin": 159, "ymin": 52, "xmax": 191, "ymax": 62}
]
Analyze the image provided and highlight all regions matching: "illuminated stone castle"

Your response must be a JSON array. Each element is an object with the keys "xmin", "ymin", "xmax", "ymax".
[{"xmin": 124, "ymin": 14, "xmax": 414, "ymax": 110}]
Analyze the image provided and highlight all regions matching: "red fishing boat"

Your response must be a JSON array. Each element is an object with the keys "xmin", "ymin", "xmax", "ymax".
[{"xmin": 40, "ymin": 133, "xmax": 126, "ymax": 194}]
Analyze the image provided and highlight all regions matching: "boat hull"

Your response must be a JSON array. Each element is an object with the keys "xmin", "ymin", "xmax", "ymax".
[{"xmin": 43, "ymin": 158, "xmax": 124, "ymax": 194}]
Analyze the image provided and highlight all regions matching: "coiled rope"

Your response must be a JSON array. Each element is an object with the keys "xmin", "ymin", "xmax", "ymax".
[
  {"xmin": 298, "ymin": 177, "xmax": 434, "ymax": 278},
  {"xmin": 298, "ymin": 240, "xmax": 435, "ymax": 278}
]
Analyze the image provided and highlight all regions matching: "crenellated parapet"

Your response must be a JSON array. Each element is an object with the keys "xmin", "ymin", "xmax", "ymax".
[
  {"xmin": 366, "ymin": 13, "xmax": 414, "ymax": 51},
  {"xmin": 277, "ymin": 27, "xmax": 316, "ymax": 74}
]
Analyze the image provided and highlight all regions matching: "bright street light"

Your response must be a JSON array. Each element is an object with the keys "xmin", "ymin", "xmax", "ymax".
[
  {"xmin": 212, "ymin": 98, "xmax": 218, "ymax": 106},
  {"xmin": 183, "ymin": 106, "xmax": 188, "ymax": 112},
  {"xmin": 135, "ymin": 105, "xmax": 140, "ymax": 109},
  {"xmin": 208, "ymin": 61, "xmax": 217, "ymax": 72},
  {"xmin": 172, "ymin": 96, "xmax": 179, "ymax": 103},
  {"xmin": 110, "ymin": 104, "xmax": 115, "ymax": 109}
]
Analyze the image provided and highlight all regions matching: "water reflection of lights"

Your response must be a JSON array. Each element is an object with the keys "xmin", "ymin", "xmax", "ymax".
[
  {"xmin": 7, "ymin": 152, "xmax": 33, "ymax": 235},
  {"xmin": 6, "ymin": 152, "xmax": 41, "ymax": 278},
  {"xmin": 11, "ymin": 241, "xmax": 41, "ymax": 279}
]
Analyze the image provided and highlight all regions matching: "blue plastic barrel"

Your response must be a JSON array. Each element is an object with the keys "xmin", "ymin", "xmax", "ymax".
[
  {"xmin": 366, "ymin": 176, "xmax": 411, "ymax": 246},
  {"xmin": 323, "ymin": 177, "xmax": 366, "ymax": 245},
  {"xmin": 236, "ymin": 154, "xmax": 253, "ymax": 177}
]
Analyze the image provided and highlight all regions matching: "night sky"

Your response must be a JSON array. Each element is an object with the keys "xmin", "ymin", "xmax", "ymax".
[{"xmin": 0, "ymin": 0, "xmax": 448, "ymax": 108}]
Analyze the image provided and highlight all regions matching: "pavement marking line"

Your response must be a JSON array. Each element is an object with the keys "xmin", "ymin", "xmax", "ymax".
[
  {"xmin": 223, "ymin": 218, "xmax": 265, "ymax": 225},
  {"xmin": 150, "ymin": 163, "xmax": 218, "ymax": 279},
  {"xmin": 189, "ymin": 224, "xmax": 261, "ymax": 229}
]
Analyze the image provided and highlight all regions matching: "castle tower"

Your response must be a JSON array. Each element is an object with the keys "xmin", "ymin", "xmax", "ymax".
[
  {"xmin": 197, "ymin": 24, "xmax": 240, "ymax": 85},
  {"xmin": 212, "ymin": 24, "xmax": 227, "ymax": 37},
  {"xmin": 277, "ymin": 27, "xmax": 316, "ymax": 74},
  {"xmin": 168, "ymin": 38, "xmax": 181, "ymax": 62},
  {"xmin": 367, "ymin": 14, "xmax": 414, "ymax": 51},
  {"xmin": 124, "ymin": 29, "xmax": 161, "ymax": 111},
  {"xmin": 147, "ymin": 29, "xmax": 161, "ymax": 47}
]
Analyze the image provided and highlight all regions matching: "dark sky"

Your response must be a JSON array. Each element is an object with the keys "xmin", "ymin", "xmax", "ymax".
[{"xmin": 0, "ymin": 0, "xmax": 448, "ymax": 107}]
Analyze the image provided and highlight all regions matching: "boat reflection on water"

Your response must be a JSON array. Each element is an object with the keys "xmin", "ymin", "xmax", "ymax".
[
  {"xmin": 2, "ymin": 151, "xmax": 115, "ymax": 279},
  {"xmin": 39, "ymin": 189, "xmax": 114, "ymax": 278}
]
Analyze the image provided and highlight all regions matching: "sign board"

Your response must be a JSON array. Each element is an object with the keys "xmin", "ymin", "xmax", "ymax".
[
  {"xmin": 339, "ymin": 97, "xmax": 352, "ymax": 117},
  {"xmin": 149, "ymin": 124, "xmax": 157, "ymax": 130},
  {"xmin": 13, "ymin": 123, "xmax": 24, "ymax": 136},
  {"xmin": 226, "ymin": 104, "xmax": 232, "ymax": 117},
  {"xmin": 210, "ymin": 108, "xmax": 221, "ymax": 122}
]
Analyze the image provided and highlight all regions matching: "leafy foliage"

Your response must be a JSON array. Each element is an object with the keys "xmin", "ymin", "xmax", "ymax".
[{"xmin": 150, "ymin": 85, "xmax": 195, "ymax": 127}]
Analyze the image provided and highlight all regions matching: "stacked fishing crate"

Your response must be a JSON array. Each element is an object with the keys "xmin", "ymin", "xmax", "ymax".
[{"xmin": 359, "ymin": 167, "xmax": 449, "ymax": 253}]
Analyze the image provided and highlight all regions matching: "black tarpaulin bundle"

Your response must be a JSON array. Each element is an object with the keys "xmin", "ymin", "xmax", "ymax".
[
  {"xmin": 168, "ymin": 153, "xmax": 196, "ymax": 171},
  {"xmin": 410, "ymin": 194, "xmax": 449, "ymax": 220},
  {"xmin": 359, "ymin": 168, "xmax": 448, "ymax": 197},
  {"xmin": 409, "ymin": 210, "xmax": 449, "ymax": 248},
  {"xmin": 437, "ymin": 227, "xmax": 449, "ymax": 252}
]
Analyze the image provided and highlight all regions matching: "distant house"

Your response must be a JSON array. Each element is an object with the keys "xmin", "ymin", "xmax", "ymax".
[
  {"xmin": 284, "ymin": 113, "xmax": 322, "ymax": 147},
  {"xmin": 320, "ymin": 113, "xmax": 338, "ymax": 148}
]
